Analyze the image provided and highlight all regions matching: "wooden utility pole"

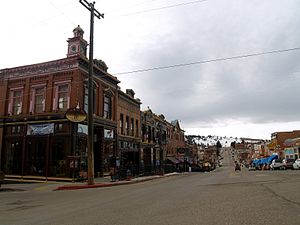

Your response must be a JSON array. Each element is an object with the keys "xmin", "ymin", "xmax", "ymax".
[{"xmin": 79, "ymin": 0, "xmax": 104, "ymax": 185}]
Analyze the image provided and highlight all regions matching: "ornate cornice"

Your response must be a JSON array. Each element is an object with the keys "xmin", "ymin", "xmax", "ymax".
[{"xmin": 0, "ymin": 56, "xmax": 79, "ymax": 79}]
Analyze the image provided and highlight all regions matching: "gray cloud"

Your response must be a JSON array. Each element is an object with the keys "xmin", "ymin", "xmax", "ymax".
[{"xmin": 115, "ymin": 0, "xmax": 300, "ymax": 131}]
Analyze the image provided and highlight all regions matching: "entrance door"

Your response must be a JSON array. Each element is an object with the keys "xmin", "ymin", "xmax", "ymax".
[
  {"xmin": 25, "ymin": 138, "xmax": 47, "ymax": 176},
  {"xmin": 3, "ymin": 139, "xmax": 23, "ymax": 175}
]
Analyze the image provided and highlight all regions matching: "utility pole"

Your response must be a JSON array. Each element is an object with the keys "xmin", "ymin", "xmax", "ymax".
[{"xmin": 79, "ymin": 0, "xmax": 104, "ymax": 185}]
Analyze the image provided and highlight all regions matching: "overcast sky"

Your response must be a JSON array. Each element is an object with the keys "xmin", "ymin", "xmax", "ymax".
[{"xmin": 2, "ymin": 0, "xmax": 300, "ymax": 139}]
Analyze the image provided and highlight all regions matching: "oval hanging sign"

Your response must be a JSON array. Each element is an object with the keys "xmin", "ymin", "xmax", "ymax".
[{"xmin": 66, "ymin": 106, "xmax": 87, "ymax": 123}]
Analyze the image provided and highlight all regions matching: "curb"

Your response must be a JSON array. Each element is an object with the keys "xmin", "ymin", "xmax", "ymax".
[{"xmin": 54, "ymin": 173, "xmax": 180, "ymax": 191}]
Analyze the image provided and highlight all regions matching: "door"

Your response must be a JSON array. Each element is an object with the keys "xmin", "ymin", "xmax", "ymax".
[{"xmin": 25, "ymin": 137, "xmax": 47, "ymax": 176}]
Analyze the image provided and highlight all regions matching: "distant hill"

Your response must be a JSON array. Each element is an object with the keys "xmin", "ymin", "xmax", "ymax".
[{"xmin": 186, "ymin": 135, "xmax": 241, "ymax": 147}]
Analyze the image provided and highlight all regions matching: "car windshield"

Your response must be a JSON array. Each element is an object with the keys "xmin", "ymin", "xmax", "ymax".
[{"xmin": 286, "ymin": 159, "xmax": 295, "ymax": 163}]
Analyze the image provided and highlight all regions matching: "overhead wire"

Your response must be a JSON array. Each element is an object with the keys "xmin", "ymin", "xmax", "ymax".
[
  {"xmin": 105, "ymin": 0, "xmax": 161, "ymax": 14},
  {"xmin": 1, "ymin": 46, "xmax": 299, "ymax": 105},
  {"xmin": 114, "ymin": 47, "xmax": 300, "ymax": 75},
  {"xmin": 111, "ymin": 0, "xmax": 210, "ymax": 17}
]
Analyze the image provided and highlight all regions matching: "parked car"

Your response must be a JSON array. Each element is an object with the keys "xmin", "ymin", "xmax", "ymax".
[
  {"xmin": 270, "ymin": 159, "xmax": 285, "ymax": 170},
  {"xmin": 248, "ymin": 165, "xmax": 256, "ymax": 171},
  {"xmin": 201, "ymin": 162, "xmax": 212, "ymax": 172},
  {"xmin": 293, "ymin": 159, "xmax": 300, "ymax": 170},
  {"xmin": 283, "ymin": 158, "xmax": 295, "ymax": 170}
]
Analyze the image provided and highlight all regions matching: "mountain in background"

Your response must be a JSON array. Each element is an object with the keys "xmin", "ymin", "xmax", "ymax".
[
  {"xmin": 186, "ymin": 135, "xmax": 268, "ymax": 147},
  {"xmin": 186, "ymin": 135, "xmax": 241, "ymax": 147}
]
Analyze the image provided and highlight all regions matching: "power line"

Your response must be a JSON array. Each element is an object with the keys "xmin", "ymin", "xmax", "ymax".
[
  {"xmin": 105, "ymin": 0, "xmax": 161, "ymax": 14},
  {"xmin": 115, "ymin": 0, "xmax": 210, "ymax": 17},
  {"xmin": 114, "ymin": 47, "xmax": 300, "ymax": 75}
]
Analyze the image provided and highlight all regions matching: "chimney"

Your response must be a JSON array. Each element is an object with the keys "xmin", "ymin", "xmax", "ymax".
[{"xmin": 126, "ymin": 89, "xmax": 135, "ymax": 98}]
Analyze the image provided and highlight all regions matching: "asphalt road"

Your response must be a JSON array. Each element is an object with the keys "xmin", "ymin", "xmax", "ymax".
[{"xmin": 1, "ymin": 150, "xmax": 299, "ymax": 225}]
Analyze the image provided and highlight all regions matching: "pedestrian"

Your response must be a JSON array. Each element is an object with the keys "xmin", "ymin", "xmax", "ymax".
[
  {"xmin": 126, "ymin": 168, "xmax": 132, "ymax": 181},
  {"xmin": 110, "ymin": 167, "xmax": 116, "ymax": 182}
]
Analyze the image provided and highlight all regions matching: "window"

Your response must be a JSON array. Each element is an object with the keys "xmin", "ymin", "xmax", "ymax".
[
  {"xmin": 83, "ymin": 84, "xmax": 96, "ymax": 114},
  {"xmin": 58, "ymin": 84, "xmax": 69, "ymax": 110},
  {"xmin": 53, "ymin": 82, "xmax": 70, "ymax": 111},
  {"xmin": 120, "ymin": 114, "xmax": 124, "ymax": 135},
  {"xmin": 12, "ymin": 126, "xmax": 23, "ymax": 134},
  {"xmin": 35, "ymin": 87, "xmax": 45, "ymax": 113},
  {"xmin": 136, "ymin": 120, "xmax": 139, "ymax": 137},
  {"xmin": 30, "ymin": 86, "xmax": 46, "ymax": 113},
  {"xmin": 103, "ymin": 95, "xmax": 111, "ymax": 119},
  {"xmin": 126, "ymin": 116, "xmax": 129, "ymax": 135},
  {"xmin": 131, "ymin": 118, "xmax": 134, "ymax": 136},
  {"xmin": 55, "ymin": 123, "xmax": 70, "ymax": 133},
  {"xmin": 8, "ymin": 88, "xmax": 23, "ymax": 115},
  {"xmin": 84, "ymin": 85, "xmax": 88, "ymax": 113}
]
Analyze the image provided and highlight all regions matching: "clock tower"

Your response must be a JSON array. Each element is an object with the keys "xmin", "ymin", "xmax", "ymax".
[{"xmin": 67, "ymin": 25, "xmax": 88, "ymax": 58}]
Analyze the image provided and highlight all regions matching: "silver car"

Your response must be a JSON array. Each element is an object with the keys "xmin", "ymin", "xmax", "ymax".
[{"xmin": 293, "ymin": 159, "xmax": 300, "ymax": 170}]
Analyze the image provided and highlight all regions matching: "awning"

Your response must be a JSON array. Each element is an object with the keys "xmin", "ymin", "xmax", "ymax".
[
  {"xmin": 185, "ymin": 158, "xmax": 194, "ymax": 164},
  {"xmin": 166, "ymin": 157, "xmax": 180, "ymax": 164}
]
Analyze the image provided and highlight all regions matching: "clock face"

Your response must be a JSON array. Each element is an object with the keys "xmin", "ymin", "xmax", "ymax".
[{"xmin": 70, "ymin": 45, "xmax": 77, "ymax": 53}]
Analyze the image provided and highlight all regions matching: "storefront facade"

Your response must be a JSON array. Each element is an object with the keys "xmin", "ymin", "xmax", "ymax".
[
  {"xmin": 0, "ymin": 26, "xmax": 119, "ymax": 179},
  {"xmin": 117, "ymin": 89, "xmax": 142, "ymax": 177}
]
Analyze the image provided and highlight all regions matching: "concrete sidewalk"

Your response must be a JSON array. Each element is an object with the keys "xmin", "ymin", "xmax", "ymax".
[{"xmin": 54, "ymin": 172, "xmax": 181, "ymax": 191}]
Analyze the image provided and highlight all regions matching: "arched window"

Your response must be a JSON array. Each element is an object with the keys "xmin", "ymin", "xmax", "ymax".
[
  {"xmin": 103, "ymin": 88, "xmax": 113, "ymax": 119},
  {"xmin": 103, "ymin": 94, "xmax": 111, "ymax": 119}
]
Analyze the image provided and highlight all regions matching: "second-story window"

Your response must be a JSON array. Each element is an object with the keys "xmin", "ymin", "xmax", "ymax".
[
  {"xmin": 35, "ymin": 87, "xmax": 45, "ymax": 113},
  {"xmin": 103, "ymin": 95, "xmax": 111, "ymax": 119},
  {"xmin": 83, "ymin": 84, "xmax": 96, "ymax": 114},
  {"xmin": 135, "ymin": 120, "xmax": 139, "ymax": 137},
  {"xmin": 120, "ymin": 114, "xmax": 124, "ymax": 135},
  {"xmin": 13, "ymin": 90, "xmax": 23, "ymax": 115},
  {"xmin": 84, "ymin": 85, "xmax": 88, "ymax": 113},
  {"xmin": 53, "ymin": 82, "xmax": 70, "ymax": 111},
  {"xmin": 58, "ymin": 84, "xmax": 69, "ymax": 110},
  {"xmin": 126, "ymin": 116, "xmax": 129, "ymax": 135},
  {"xmin": 30, "ymin": 86, "xmax": 46, "ymax": 113},
  {"xmin": 131, "ymin": 118, "xmax": 134, "ymax": 136},
  {"xmin": 8, "ymin": 88, "xmax": 23, "ymax": 115}
]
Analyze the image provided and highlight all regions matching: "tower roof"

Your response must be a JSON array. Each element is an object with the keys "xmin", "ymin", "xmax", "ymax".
[{"xmin": 73, "ymin": 25, "xmax": 84, "ymax": 37}]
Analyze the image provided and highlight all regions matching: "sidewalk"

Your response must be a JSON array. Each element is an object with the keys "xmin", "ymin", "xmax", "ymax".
[{"xmin": 54, "ymin": 172, "xmax": 181, "ymax": 191}]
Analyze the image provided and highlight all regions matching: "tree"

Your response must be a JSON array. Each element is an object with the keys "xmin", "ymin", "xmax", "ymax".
[
  {"xmin": 230, "ymin": 141, "xmax": 236, "ymax": 148},
  {"xmin": 216, "ymin": 140, "xmax": 222, "ymax": 156}
]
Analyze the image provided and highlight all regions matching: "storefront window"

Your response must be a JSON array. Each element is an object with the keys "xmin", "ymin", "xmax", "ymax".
[
  {"xmin": 102, "ymin": 142, "xmax": 115, "ymax": 174},
  {"xmin": 55, "ymin": 123, "xmax": 71, "ymax": 134},
  {"xmin": 49, "ymin": 137, "xmax": 71, "ymax": 177},
  {"xmin": 26, "ymin": 138, "xmax": 46, "ymax": 176}
]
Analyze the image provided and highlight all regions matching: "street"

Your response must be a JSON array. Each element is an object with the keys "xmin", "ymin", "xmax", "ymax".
[{"xmin": 0, "ymin": 150, "xmax": 299, "ymax": 225}]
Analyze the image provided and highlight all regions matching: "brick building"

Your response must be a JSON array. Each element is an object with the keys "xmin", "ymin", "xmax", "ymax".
[
  {"xmin": 0, "ymin": 26, "xmax": 119, "ymax": 179},
  {"xmin": 271, "ymin": 130, "xmax": 300, "ymax": 158},
  {"xmin": 166, "ymin": 120, "xmax": 185, "ymax": 157},
  {"xmin": 117, "ymin": 89, "xmax": 141, "ymax": 175},
  {"xmin": 140, "ymin": 108, "xmax": 169, "ymax": 174}
]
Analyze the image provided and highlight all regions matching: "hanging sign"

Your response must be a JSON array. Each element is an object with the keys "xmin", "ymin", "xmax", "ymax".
[
  {"xmin": 66, "ymin": 107, "xmax": 86, "ymax": 123},
  {"xmin": 104, "ymin": 129, "xmax": 114, "ymax": 139}
]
